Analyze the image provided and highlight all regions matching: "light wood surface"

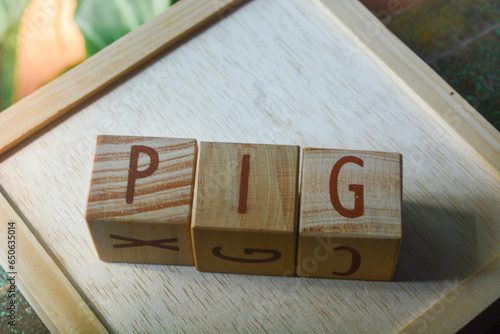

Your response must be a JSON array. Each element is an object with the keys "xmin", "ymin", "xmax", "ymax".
[
  {"xmin": 191, "ymin": 142, "xmax": 299, "ymax": 276},
  {"xmin": 0, "ymin": 0, "xmax": 245, "ymax": 156},
  {"xmin": 0, "ymin": 192, "xmax": 108, "ymax": 333},
  {"xmin": 297, "ymin": 149, "xmax": 402, "ymax": 280},
  {"xmin": 0, "ymin": 0, "xmax": 498, "ymax": 332},
  {"xmin": 86, "ymin": 135, "xmax": 196, "ymax": 265}
]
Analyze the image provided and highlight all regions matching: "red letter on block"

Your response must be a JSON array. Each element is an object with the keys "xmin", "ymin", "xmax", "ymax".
[
  {"xmin": 331, "ymin": 246, "xmax": 361, "ymax": 276},
  {"xmin": 238, "ymin": 154, "xmax": 251, "ymax": 214},
  {"xmin": 329, "ymin": 156, "xmax": 364, "ymax": 218},
  {"xmin": 126, "ymin": 145, "xmax": 159, "ymax": 204}
]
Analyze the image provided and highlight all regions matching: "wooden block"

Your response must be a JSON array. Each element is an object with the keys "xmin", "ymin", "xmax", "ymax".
[
  {"xmin": 297, "ymin": 148, "xmax": 402, "ymax": 280},
  {"xmin": 85, "ymin": 135, "xmax": 197, "ymax": 265},
  {"xmin": 191, "ymin": 142, "xmax": 299, "ymax": 276}
]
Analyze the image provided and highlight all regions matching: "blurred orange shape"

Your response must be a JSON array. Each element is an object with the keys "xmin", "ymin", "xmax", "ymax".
[{"xmin": 14, "ymin": 0, "xmax": 85, "ymax": 101}]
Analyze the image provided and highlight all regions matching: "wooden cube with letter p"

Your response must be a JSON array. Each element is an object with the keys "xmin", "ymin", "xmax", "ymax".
[
  {"xmin": 85, "ymin": 135, "xmax": 197, "ymax": 265},
  {"xmin": 297, "ymin": 148, "xmax": 402, "ymax": 280},
  {"xmin": 191, "ymin": 142, "xmax": 299, "ymax": 276}
]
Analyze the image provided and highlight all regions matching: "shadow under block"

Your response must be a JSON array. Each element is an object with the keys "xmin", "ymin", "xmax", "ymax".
[
  {"xmin": 85, "ymin": 135, "xmax": 197, "ymax": 265},
  {"xmin": 191, "ymin": 142, "xmax": 300, "ymax": 276},
  {"xmin": 297, "ymin": 149, "xmax": 402, "ymax": 281}
]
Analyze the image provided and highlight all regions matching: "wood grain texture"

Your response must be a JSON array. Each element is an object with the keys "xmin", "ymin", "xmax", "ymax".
[
  {"xmin": 191, "ymin": 142, "xmax": 299, "ymax": 276},
  {"xmin": 297, "ymin": 148, "xmax": 402, "ymax": 280},
  {"xmin": 314, "ymin": 0, "xmax": 500, "ymax": 178},
  {"xmin": 86, "ymin": 135, "xmax": 196, "ymax": 265},
  {"xmin": 0, "ymin": 0, "xmax": 245, "ymax": 155},
  {"xmin": 0, "ymin": 0, "xmax": 498, "ymax": 332},
  {"xmin": 300, "ymin": 149, "xmax": 402, "ymax": 237},
  {"xmin": 0, "ymin": 193, "xmax": 108, "ymax": 333}
]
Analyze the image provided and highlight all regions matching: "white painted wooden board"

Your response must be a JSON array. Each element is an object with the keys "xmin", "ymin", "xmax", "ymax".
[{"xmin": 0, "ymin": 0, "xmax": 499, "ymax": 333}]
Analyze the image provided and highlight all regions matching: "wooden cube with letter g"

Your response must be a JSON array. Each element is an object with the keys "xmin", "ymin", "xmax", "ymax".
[
  {"xmin": 297, "ymin": 148, "xmax": 402, "ymax": 280},
  {"xmin": 85, "ymin": 135, "xmax": 197, "ymax": 265}
]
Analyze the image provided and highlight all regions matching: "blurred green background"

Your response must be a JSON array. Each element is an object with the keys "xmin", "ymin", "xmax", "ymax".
[
  {"xmin": 1, "ymin": 0, "xmax": 179, "ymax": 111},
  {"xmin": 384, "ymin": 0, "xmax": 499, "ymax": 129}
]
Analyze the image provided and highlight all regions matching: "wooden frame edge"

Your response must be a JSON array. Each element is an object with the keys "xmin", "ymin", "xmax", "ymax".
[
  {"xmin": 400, "ymin": 254, "xmax": 500, "ymax": 333},
  {"xmin": 0, "ymin": 192, "xmax": 109, "ymax": 333},
  {"xmin": 314, "ymin": 0, "xmax": 500, "ymax": 179},
  {"xmin": 0, "ymin": 0, "xmax": 245, "ymax": 156}
]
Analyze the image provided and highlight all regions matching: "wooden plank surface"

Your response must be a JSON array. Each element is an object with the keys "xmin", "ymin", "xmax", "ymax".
[
  {"xmin": 0, "ymin": 0, "xmax": 245, "ymax": 156},
  {"xmin": 0, "ymin": 0, "xmax": 498, "ymax": 332}
]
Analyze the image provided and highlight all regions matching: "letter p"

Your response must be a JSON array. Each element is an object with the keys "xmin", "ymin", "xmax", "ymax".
[{"xmin": 126, "ymin": 145, "xmax": 159, "ymax": 204}]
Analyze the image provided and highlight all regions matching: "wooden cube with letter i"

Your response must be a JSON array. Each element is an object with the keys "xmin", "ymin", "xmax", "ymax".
[
  {"xmin": 85, "ymin": 135, "xmax": 197, "ymax": 265},
  {"xmin": 297, "ymin": 148, "xmax": 402, "ymax": 280},
  {"xmin": 191, "ymin": 142, "xmax": 299, "ymax": 276}
]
